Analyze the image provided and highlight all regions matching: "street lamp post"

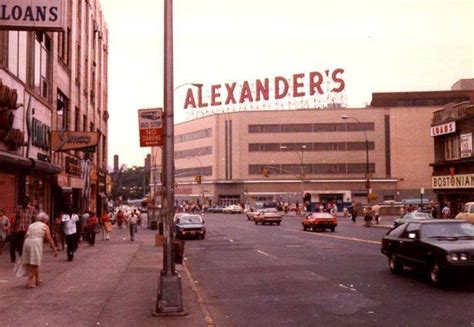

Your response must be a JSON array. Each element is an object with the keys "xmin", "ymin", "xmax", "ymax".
[
  {"xmin": 280, "ymin": 145, "xmax": 307, "ymax": 209},
  {"xmin": 186, "ymin": 157, "xmax": 204, "ymax": 211},
  {"xmin": 341, "ymin": 115, "xmax": 370, "ymax": 205},
  {"xmin": 156, "ymin": 0, "xmax": 184, "ymax": 315}
]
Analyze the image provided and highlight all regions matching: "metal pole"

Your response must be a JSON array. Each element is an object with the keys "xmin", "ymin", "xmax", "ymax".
[
  {"xmin": 156, "ymin": 0, "xmax": 183, "ymax": 314},
  {"xmin": 365, "ymin": 136, "xmax": 370, "ymax": 205}
]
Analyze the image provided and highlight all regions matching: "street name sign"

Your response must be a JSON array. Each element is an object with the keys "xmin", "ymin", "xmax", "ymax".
[{"xmin": 138, "ymin": 108, "xmax": 163, "ymax": 147}]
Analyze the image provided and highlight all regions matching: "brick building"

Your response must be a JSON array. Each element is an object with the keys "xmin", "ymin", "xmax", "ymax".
[{"xmin": 0, "ymin": 0, "xmax": 109, "ymax": 220}]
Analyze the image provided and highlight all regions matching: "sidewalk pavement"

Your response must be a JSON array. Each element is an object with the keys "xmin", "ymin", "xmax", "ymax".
[{"xmin": 0, "ymin": 226, "xmax": 209, "ymax": 327}]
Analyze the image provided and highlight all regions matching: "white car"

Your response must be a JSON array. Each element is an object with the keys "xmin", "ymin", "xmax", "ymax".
[{"xmin": 223, "ymin": 205, "xmax": 243, "ymax": 214}]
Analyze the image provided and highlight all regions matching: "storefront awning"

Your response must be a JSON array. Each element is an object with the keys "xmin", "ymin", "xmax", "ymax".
[
  {"xmin": 30, "ymin": 159, "xmax": 62, "ymax": 174},
  {"xmin": 0, "ymin": 151, "xmax": 31, "ymax": 169}
]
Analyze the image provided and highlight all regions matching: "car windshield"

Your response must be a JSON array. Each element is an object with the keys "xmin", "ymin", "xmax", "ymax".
[
  {"xmin": 421, "ymin": 222, "xmax": 474, "ymax": 239},
  {"xmin": 177, "ymin": 216, "xmax": 202, "ymax": 224},
  {"xmin": 264, "ymin": 208, "xmax": 277, "ymax": 213}
]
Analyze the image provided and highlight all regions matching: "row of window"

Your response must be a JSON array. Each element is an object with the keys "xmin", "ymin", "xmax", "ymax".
[
  {"xmin": 248, "ymin": 122, "xmax": 374, "ymax": 133},
  {"xmin": 176, "ymin": 166, "xmax": 213, "ymax": 178},
  {"xmin": 249, "ymin": 142, "xmax": 375, "ymax": 152},
  {"xmin": 175, "ymin": 146, "xmax": 212, "ymax": 159},
  {"xmin": 176, "ymin": 128, "xmax": 212, "ymax": 144},
  {"xmin": 249, "ymin": 163, "xmax": 375, "ymax": 175}
]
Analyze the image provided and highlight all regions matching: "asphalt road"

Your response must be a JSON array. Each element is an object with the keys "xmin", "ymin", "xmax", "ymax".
[{"xmin": 184, "ymin": 213, "xmax": 474, "ymax": 327}]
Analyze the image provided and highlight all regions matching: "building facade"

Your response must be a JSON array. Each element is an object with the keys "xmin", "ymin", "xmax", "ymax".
[
  {"xmin": 152, "ymin": 104, "xmax": 440, "ymax": 209},
  {"xmin": 0, "ymin": 0, "xmax": 109, "ymax": 220},
  {"xmin": 431, "ymin": 102, "xmax": 474, "ymax": 216}
]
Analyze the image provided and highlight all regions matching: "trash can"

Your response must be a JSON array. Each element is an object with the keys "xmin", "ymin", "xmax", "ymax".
[
  {"xmin": 150, "ymin": 220, "xmax": 158, "ymax": 230},
  {"xmin": 173, "ymin": 240, "xmax": 185, "ymax": 264}
]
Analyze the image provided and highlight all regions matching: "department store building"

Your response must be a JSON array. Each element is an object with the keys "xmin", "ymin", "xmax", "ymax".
[{"xmin": 152, "ymin": 81, "xmax": 474, "ymax": 209}]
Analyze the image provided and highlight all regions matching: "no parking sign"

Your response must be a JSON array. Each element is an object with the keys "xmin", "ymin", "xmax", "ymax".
[{"xmin": 138, "ymin": 108, "xmax": 163, "ymax": 147}]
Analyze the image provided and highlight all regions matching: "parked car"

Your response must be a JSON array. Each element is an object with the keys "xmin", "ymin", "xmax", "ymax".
[
  {"xmin": 455, "ymin": 202, "xmax": 474, "ymax": 224},
  {"xmin": 174, "ymin": 214, "xmax": 206, "ymax": 239},
  {"xmin": 381, "ymin": 220, "xmax": 474, "ymax": 286},
  {"xmin": 246, "ymin": 208, "xmax": 263, "ymax": 221},
  {"xmin": 207, "ymin": 206, "xmax": 225, "ymax": 213},
  {"xmin": 254, "ymin": 208, "xmax": 282, "ymax": 225},
  {"xmin": 394, "ymin": 212, "xmax": 433, "ymax": 227},
  {"xmin": 223, "ymin": 205, "xmax": 243, "ymax": 214},
  {"xmin": 302, "ymin": 212, "xmax": 337, "ymax": 232}
]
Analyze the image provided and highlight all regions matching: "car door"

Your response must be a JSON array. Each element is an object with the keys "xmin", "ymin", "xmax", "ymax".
[{"xmin": 398, "ymin": 223, "xmax": 423, "ymax": 266}]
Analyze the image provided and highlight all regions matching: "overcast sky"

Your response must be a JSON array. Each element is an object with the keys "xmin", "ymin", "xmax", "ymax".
[{"xmin": 100, "ymin": 0, "xmax": 473, "ymax": 167}]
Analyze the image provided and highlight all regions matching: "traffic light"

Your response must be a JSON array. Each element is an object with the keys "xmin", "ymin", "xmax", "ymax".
[
  {"xmin": 194, "ymin": 175, "xmax": 202, "ymax": 184},
  {"xmin": 261, "ymin": 167, "xmax": 270, "ymax": 177}
]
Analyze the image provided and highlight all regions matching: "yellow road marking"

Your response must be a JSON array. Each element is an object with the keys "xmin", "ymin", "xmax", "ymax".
[{"xmin": 283, "ymin": 228, "xmax": 381, "ymax": 245}]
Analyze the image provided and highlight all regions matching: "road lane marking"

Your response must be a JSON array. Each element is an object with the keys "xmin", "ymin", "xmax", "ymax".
[
  {"xmin": 338, "ymin": 283, "xmax": 357, "ymax": 292},
  {"xmin": 282, "ymin": 227, "xmax": 381, "ymax": 245},
  {"xmin": 183, "ymin": 262, "xmax": 215, "ymax": 326},
  {"xmin": 256, "ymin": 250, "xmax": 277, "ymax": 259}
]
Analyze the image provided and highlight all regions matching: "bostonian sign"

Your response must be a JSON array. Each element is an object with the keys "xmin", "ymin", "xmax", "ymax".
[
  {"xmin": 432, "ymin": 174, "xmax": 474, "ymax": 189},
  {"xmin": 0, "ymin": 0, "xmax": 66, "ymax": 32}
]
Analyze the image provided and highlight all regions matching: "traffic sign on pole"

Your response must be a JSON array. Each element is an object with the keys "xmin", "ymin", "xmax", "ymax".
[{"xmin": 138, "ymin": 108, "xmax": 163, "ymax": 147}]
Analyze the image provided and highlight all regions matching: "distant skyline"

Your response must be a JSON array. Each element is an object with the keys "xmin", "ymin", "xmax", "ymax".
[{"xmin": 101, "ymin": 0, "xmax": 474, "ymax": 167}]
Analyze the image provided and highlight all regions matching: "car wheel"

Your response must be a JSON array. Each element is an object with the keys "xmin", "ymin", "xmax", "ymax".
[
  {"xmin": 330, "ymin": 226, "xmax": 335, "ymax": 232},
  {"xmin": 255, "ymin": 220, "xmax": 258, "ymax": 225},
  {"xmin": 277, "ymin": 222, "xmax": 280, "ymax": 226},
  {"xmin": 311, "ymin": 225, "xmax": 317, "ymax": 232},
  {"xmin": 429, "ymin": 262, "xmax": 445, "ymax": 286},
  {"xmin": 303, "ymin": 225, "xmax": 307, "ymax": 231},
  {"xmin": 389, "ymin": 255, "xmax": 403, "ymax": 274}
]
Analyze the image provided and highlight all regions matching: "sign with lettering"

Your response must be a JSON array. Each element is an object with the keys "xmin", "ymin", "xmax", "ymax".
[
  {"xmin": 461, "ymin": 133, "xmax": 472, "ymax": 158},
  {"xmin": 0, "ymin": 0, "xmax": 66, "ymax": 32},
  {"xmin": 65, "ymin": 157, "xmax": 82, "ymax": 176},
  {"xmin": 138, "ymin": 108, "xmax": 163, "ymax": 147},
  {"xmin": 51, "ymin": 131, "xmax": 100, "ymax": 152},
  {"xmin": 432, "ymin": 174, "xmax": 474, "ymax": 189},
  {"xmin": 430, "ymin": 121, "xmax": 456, "ymax": 137},
  {"xmin": 183, "ymin": 69, "xmax": 345, "ymax": 110}
]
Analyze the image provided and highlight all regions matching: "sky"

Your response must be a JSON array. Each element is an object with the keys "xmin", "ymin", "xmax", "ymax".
[{"xmin": 100, "ymin": 0, "xmax": 474, "ymax": 167}]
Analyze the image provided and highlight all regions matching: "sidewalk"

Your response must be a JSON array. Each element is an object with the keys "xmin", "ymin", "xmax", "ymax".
[{"xmin": 0, "ymin": 226, "xmax": 209, "ymax": 327}]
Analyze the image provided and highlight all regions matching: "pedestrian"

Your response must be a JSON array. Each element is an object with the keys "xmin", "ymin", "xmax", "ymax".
[
  {"xmin": 364, "ymin": 206, "xmax": 374, "ymax": 227},
  {"xmin": 0, "ymin": 209, "xmax": 11, "ymax": 256},
  {"xmin": 61, "ymin": 206, "xmax": 79, "ymax": 261},
  {"xmin": 350, "ymin": 207, "xmax": 357, "ymax": 223},
  {"xmin": 372, "ymin": 204, "xmax": 381, "ymax": 224},
  {"xmin": 441, "ymin": 204, "xmax": 451, "ymax": 219},
  {"xmin": 116, "ymin": 209, "xmax": 125, "ymax": 229},
  {"xmin": 21, "ymin": 211, "xmax": 57, "ymax": 288},
  {"xmin": 399, "ymin": 206, "xmax": 406, "ymax": 218},
  {"xmin": 53, "ymin": 214, "xmax": 65, "ymax": 251},
  {"xmin": 81, "ymin": 210, "xmax": 90, "ymax": 241},
  {"xmin": 343, "ymin": 207, "xmax": 349, "ymax": 220},
  {"xmin": 10, "ymin": 197, "xmax": 38, "ymax": 263},
  {"xmin": 85, "ymin": 211, "xmax": 99, "ymax": 246},
  {"xmin": 101, "ymin": 211, "xmax": 112, "ymax": 240},
  {"xmin": 127, "ymin": 210, "xmax": 139, "ymax": 241},
  {"xmin": 430, "ymin": 202, "xmax": 438, "ymax": 219}
]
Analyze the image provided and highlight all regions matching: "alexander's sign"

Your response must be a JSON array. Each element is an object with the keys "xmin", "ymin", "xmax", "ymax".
[
  {"xmin": 51, "ymin": 131, "xmax": 100, "ymax": 152},
  {"xmin": 0, "ymin": 0, "xmax": 66, "ymax": 32}
]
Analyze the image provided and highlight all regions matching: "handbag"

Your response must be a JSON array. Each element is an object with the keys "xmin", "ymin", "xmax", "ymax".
[{"xmin": 13, "ymin": 260, "xmax": 28, "ymax": 277}]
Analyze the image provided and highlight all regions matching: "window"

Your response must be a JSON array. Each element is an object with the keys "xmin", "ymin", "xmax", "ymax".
[
  {"xmin": 347, "ymin": 163, "xmax": 375, "ymax": 174},
  {"xmin": 57, "ymin": 90, "xmax": 69, "ymax": 130},
  {"xmin": 444, "ymin": 135, "xmax": 460, "ymax": 160},
  {"xmin": 75, "ymin": 107, "xmax": 80, "ymax": 132},
  {"xmin": 176, "ymin": 128, "xmax": 212, "ymax": 143},
  {"xmin": 387, "ymin": 224, "xmax": 406, "ymax": 238},
  {"xmin": 175, "ymin": 146, "xmax": 212, "ymax": 159},
  {"xmin": 6, "ymin": 31, "xmax": 27, "ymax": 83},
  {"xmin": 347, "ymin": 142, "xmax": 375, "ymax": 150},
  {"xmin": 175, "ymin": 166, "xmax": 212, "ymax": 178},
  {"xmin": 0, "ymin": 31, "xmax": 7, "ymax": 66},
  {"xmin": 281, "ymin": 124, "xmax": 312, "ymax": 132},
  {"xmin": 58, "ymin": 28, "xmax": 71, "ymax": 66},
  {"xmin": 33, "ymin": 32, "xmax": 52, "ymax": 100},
  {"xmin": 82, "ymin": 115, "xmax": 87, "ymax": 132},
  {"xmin": 76, "ymin": 43, "xmax": 81, "ymax": 83}
]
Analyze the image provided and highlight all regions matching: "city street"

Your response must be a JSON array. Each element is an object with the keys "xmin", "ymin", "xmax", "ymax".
[{"xmin": 185, "ymin": 213, "xmax": 474, "ymax": 326}]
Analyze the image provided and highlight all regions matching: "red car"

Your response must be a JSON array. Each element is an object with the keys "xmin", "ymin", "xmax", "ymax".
[{"xmin": 302, "ymin": 212, "xmax": 337, "ymax": 232}]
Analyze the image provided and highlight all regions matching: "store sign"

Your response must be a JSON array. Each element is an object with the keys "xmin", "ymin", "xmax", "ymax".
[
  {"xmin": 30, "ymin": 117, "xmax": 50, "ymax": 150},
  {"xmin": 430, "ymin": 121, "xmax": 456, "ymax": 137},
  {"xmin": 461, "ymin": 133, "xmax": 472, "ymax": 158},
  {"xmin": 51, "ymin": 131, "xmax": 100, "ymax": 152},
  {"xmin": 432, "ymin": 174, "xmax": 474, "ymax": 189},
  {"xmin": 183, "ymin": 69, "xmax": 345, "ymax": 109},
  {"xmin": 138, "ymin": 108, "xmax": 163, "ymax": 147},
  {"xmin": 0, "ymin": 0, "xmax": 66, "ymax": 32},
  {"xmin": 65, "ymin": 157, "xmax": 82, "ymax": 176}
]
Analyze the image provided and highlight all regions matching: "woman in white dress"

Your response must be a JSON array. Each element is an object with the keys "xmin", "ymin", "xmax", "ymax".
[{"xmin": 21, "ymin": 212, "xmax": 57, "ymax": 288}]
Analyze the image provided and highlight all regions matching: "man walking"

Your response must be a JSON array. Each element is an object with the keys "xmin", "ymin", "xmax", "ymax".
[
  {"xmin": 127, "ymin": 210, "xmax": 139, "ymax": 241},
  {"xmin": 10, "ymin": 197, "xmax": 37, "ymax": 262},
  {"xmin": 62, "ymin": 206, "xmax": 79, "ymax": 261}
]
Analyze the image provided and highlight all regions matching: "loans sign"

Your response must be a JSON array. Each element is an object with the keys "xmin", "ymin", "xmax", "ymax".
[
  {"xmin": 138, "ymin": 108, "xmax": 163, "ymax": 147},
  {"xmin": 0, "ymin": 0, "xmax": 66, "ymax": 32}
]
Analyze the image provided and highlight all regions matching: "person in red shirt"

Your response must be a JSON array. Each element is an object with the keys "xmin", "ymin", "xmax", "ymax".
[
  {"xmin": 116, "ymin": 210, "xmax": 125, "ymax": 229},
  {"xmin": 101, "ymin": 211, "xmax": 112, "ymax": 240},
  {"xmin": 10, "ymin": 197, "xmax": 37, "ymax": 263},
  {"xmin": 85, "ymin": 211, "xmax": 99, "ymax": 246}
]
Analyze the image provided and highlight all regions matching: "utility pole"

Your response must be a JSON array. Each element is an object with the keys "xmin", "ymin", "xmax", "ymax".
[{"xmin": 156, "ymin": 0, "xmax": 184, "ymax": 314}]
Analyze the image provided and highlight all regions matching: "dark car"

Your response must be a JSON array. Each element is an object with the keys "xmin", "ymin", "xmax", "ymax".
[
  {"xmin": 207, "ymin": 206, "xmax": 225, "ymax": 213},
  {"xmin": 174, "ymin": 214, "xmax": 206, "ymax": 239},
  {"xmin": 381, "ymin": 220, "xmax": 474, "ymax": 286}
]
